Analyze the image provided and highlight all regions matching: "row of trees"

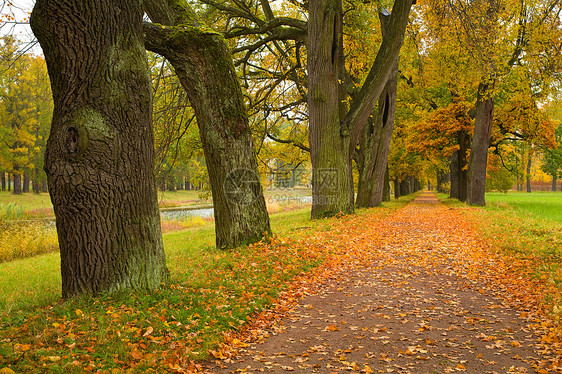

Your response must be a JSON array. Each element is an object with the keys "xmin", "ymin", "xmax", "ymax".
[{"xmin": 0, "ymin": 0, "xmax": 559, "ymax": 298}]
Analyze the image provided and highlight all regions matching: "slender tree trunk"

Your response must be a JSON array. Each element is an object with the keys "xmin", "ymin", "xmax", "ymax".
[
  {"xmin": 394, "ymin": 179, "xmax": 400, "ymax": 199},
  {"xmin": 31, "ymin": 0, "xmax": 168, "ymax": 297},
  {"xmin": 553, "ymin": 174, "xmax": 557, "ymax": 192},
  {"xmin": 8, "ymin": 174, "xmax": 11, "ymax": 192},
  {"xmin": 41, "ymin": 180, "xmax": 48, "ymax": 193},
  {"xmin": 1, "ymin": 172, "xmax": 5, "ymax": 192},
  {"xmin": 33, "ymin": 168, "xmax": 40, "ymax": 194},
  {"xmin": 449, "ymin": 151, "xmax": 459, "ymax": 199},
  {"xmin": 457, "ymin": 130, "xmax": 469, "ymax": 202},
  {"xmin": 436, "ymin": 170, "xmax": 445, "ymax": 193},
  {"xmin": 526, "ymin": 150, "xmax": 532, "ymax": 193},
  {"xmin": 143, "ymin": 0, "xmax": 270, "ymax": 248},
  {"xmin": 22, "ymin": 172, "xmax": 30, "ymax": 193},
  {"xmin": 467, "ymin": 81, "xmax": 494, "ymax": 206}
]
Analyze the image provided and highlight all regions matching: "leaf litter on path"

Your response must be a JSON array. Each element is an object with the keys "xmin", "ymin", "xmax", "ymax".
[{"xmin": 207, "ymin": 192, "xmax": 561, "ymax": 373}]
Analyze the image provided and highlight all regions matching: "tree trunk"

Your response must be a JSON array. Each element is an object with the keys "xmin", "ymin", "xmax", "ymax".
[
  {"xmin": 12, "ymin": 168, "xmax": 22, "ymax": 195},
  {"xmin": 436, "ymin": 170, "xmax": 446, "ymax": 193},
  {"xmin": 553, "ymin": 174, "xmax": 557, "ymax": 192},
  {"xmin": 1, "ymin": 172, "xmax": 5, "ymax": 192},
  {"xmin": 22, "ymin": 172, "xmax": 30, "ymax": 193},
  {"xmin": 457, "ymin": 130, "xmax": 469, "ymax": 202},
  {"xmin": 308, "ymin": 0, "xmax": 413, "ymax": 218},
  {"xmin": 7, "ymin": 174, "xmax": 11, "ymax": 192},
  {"xmin": 382, "ymin": 166, "xmax": 390, "ymax": 202},
  {"xmin": 307, "ymin": 0, "xmax": 353, "ymax": 218},
  {"xmin": 449, "ymin": 151, "xmax": 459, "ymax": 199},
  {"xmin": 143, "ymin": 0, "xmax": 270, "ymax": 248},
  {"xmin": 33, "ymin": 168, "xmax": 41, "ymax": 194},
  {"xmin": 400, "ymin": 179, "xmax": 410, "ymax": 196},
  {"xmin": 526, "ymin": 150, "xmax": 532, "ymax": 193},
  {"xmin": 41, "ymin": 180, "xmax": 48, "ymax": 193},
  {"xmin": 467, "ymin": 81, "xmax": 494, "ymax": 206},
  {"xmin": 31, "ymin": 0, "xmax": 168, "ymax": 298},
  {"xmin": 394, "ymin": 179, "xmax": 400, "ymax": 199},
  {"xmin": 355, "ymin": 13, "xmax": 399, "ymax": 208}
]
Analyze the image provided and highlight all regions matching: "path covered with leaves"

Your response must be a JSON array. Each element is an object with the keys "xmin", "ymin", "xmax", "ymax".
[{"xmin": 208, "ymin": 192, "xmax": 560, "ymax": 373}]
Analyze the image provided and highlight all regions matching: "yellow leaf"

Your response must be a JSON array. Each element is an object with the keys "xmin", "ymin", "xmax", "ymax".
[
  {"xmin": 143, "ymin": 326, "xmax": 153, "ymax": 337},
  {"xmin": 363, "ymin": 364, "xmax": 374, "ymax": 374},
  {"xmin": 456, "ymin": 364, "xmax": 466, "ymax": 371},
  {"xmin": 0, "ymin": 368, "xmax": 16, "ymax": 374},
  {"xmin": 75, "ymin": 309, "xmax": 83, "ymax": 316}
]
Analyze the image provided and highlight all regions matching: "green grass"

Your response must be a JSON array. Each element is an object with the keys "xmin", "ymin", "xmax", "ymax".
[
  {"xmin": 0, "ymin": 195, "xmax": 415, "ymax": 373},
  {"xmin": 485, "ymin": 191, "xmax": 562, "ymax": 223}
]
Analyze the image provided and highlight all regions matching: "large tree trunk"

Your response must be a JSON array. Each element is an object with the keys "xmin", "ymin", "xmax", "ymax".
[
  {"xmin": 143, "ymin": 0, "xmax": 270, "ymax": 248},
  {"xmin": 31, "ymin": 0, "xmax": 168, "ymax": 298},
  {"xmin": 355, "ymin": 13, "xmax": 399, "ymax": 208},
  {"xmin": 467, "ymin": 81, "xmax": 494, "ymax": 206},
  {"xmin": 308, "ymin": 0, "xmax": 413, "ymax": 218},
  {"xmin": 526, "ymin": 150, "xmax": 532, "ymax": 193},
  {"xmin": 308, "ymin": 0, "xmax": 353, "ymax": 218}
]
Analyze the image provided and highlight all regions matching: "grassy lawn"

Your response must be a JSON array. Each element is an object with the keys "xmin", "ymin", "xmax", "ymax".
[
  {"xmin": 485, "ymin": 191, "xmax": 562, "ymax": 223},
  {"xmin": 439, "ymin": 191, "xmax": 562, "ymax": 309},
  {"xmin": 0, "ymin": 194, "xmax": 415, "ymax": 373}
]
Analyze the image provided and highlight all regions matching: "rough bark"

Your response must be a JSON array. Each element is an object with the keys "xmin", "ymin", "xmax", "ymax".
[
  {"xmin": 308, "ymin": 0, "xmax": 352, "ymax": 217},
  {"xmin": 467, "ymin": 82, "xmax": 494, "ymax": 206},
  {"xmin": 308, "ymin": 0, "xmax": 413, "ymax": 218},
  {"xmin": 31, "ymin": 0, "xmax": 168, "ymax": 298},
  {"xmin": 143, "ymin": 0, "xmax": 270, "ymax": 248}
]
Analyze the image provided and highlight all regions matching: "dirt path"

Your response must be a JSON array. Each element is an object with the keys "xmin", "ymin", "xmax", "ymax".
[{"xmin": 207, "ymin": 192, "xmax": 555, "ymax": 373}]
